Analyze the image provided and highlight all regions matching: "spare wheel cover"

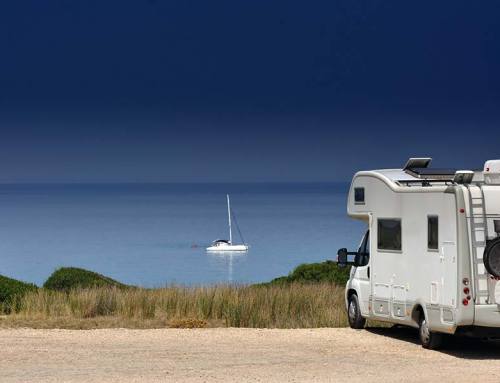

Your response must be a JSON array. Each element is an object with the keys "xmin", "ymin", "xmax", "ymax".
[{"xmin": 484, "ymin": 238, "xmax": 500, "ymax": 278}]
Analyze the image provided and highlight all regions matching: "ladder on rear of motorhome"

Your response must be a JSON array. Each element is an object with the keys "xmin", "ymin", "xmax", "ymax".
[{"xmin": 467, "ymin": 185, "xmax": 490, "ymax": 304}]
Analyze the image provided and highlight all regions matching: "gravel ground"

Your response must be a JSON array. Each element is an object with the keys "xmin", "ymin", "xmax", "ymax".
[{"xmin": 2, "ymin": 327, "xmax": 500, "ymax": 382}]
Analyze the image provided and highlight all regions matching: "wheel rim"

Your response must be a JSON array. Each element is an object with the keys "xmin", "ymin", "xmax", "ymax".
[
  {"xmin": 420, "ymin": 319, "xmax": 430, "ymax": 345},
  {"xmin": 348, "ymin": 299, "xmax": 356, "ymax": 321}
]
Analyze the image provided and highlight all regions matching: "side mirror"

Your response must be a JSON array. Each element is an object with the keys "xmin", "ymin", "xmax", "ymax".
[{"xmin": 337, "ymin": 248, "xmax": 348, "ymax": 267}]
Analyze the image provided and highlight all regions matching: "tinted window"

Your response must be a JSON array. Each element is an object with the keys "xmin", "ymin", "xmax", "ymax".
[
  {"xmin": 378, "ymin": 219, "xmax": 402, "ymax": 251},
  {"xmin": 356, "ymin": 231, "xmax": 370, "ymax": 266},
  {"xmin": 428, "ymin": 216, "xmax": 439, "ymax": 250},
  {"xmin": 354, "ymin": 188, "xmax": 365, "ymax": 204},
  {"xmin": 359, "ymin": 231, "xmax": 370, "ymax": 256}
]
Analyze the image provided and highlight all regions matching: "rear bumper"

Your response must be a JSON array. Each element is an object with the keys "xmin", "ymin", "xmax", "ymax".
[
  {"xmin": 473, "ymin": 304, "xmax": 500, "ymax": 327},
  {"xmin": 443, "ymin": 305, "xmax": 500, "ymax": 337}
]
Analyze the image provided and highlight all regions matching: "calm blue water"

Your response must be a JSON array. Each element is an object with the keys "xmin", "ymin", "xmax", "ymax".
[{"xmin": 0, "ymin": 183, "xmax": 365, "ymax": 287}]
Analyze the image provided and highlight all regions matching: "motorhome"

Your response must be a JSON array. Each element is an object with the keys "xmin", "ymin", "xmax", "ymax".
[{"xmin": 337, "ymin": 158, "xmax": 500, "ymax": 349}]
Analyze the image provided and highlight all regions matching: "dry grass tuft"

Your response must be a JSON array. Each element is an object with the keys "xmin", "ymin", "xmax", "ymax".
[
  {"xmin": 168, "ymin": 318, "xmax": 208, "ymax": 329},
  {"xmin": 1, "ymin": 283, "xmax": 350, "ymax": 329}
]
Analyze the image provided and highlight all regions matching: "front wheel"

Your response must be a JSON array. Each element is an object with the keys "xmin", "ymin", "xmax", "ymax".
[
  {"xmin": 347, "ymin": 294, "xmax": 366, "ymax": 329},
  {"xmin": 419, "ymin": 316, "xmax": 443, "ymax": 349}
]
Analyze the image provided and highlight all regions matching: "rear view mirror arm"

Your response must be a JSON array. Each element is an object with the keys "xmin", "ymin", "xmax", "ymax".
[
  {"xmin": 339, "ymin": 252, "xmax": 360, "ymax": 265},
  {"xmin": 345, "ymin": 251, "xmax": 359, "ymax": 256}
]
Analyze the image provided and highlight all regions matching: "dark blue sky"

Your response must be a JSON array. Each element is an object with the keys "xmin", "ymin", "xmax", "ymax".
[{"xmin": 1, "ymin": 0, "xmax": 499, "ymax": 182}]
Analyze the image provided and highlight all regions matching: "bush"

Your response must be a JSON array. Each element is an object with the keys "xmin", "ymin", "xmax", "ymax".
[
  {"xmin": 0, "ymin": 274, "xmax": 38, "ymax": 312},
  {"xmin": 43, "ymin": 267, "xmax": 127, "ymax": 291},
  {"xmin": 267, "ymin": 261, "xmax": 351, "ymax": 286}
]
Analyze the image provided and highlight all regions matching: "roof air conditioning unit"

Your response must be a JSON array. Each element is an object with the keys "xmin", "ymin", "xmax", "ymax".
[{"xmin": 484, "ymin": 160, "xmax": 500, "ymax": 185}]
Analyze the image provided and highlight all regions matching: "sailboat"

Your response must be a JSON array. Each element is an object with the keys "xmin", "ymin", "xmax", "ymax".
[{"xmin": 206, "ymin": 195, "xmax": 249, "ymax": 252}]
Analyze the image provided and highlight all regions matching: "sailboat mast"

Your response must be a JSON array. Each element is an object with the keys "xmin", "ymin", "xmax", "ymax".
[{"xmin": 227, "ymin": 194, "xmax": 232, "ymax": 244}]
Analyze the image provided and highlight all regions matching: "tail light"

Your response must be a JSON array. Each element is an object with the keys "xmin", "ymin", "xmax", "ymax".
[{"xmin": 462, "ymin": 278, "xmax": 472, "ymax": 306}]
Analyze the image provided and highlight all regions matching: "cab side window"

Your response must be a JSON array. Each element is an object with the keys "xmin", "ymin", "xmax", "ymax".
[{"xmin": 357, "ymin": 231, "xmax": 370, "ymax": 266}]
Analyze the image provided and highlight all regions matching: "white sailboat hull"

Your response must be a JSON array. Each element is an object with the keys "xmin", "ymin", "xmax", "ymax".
[{"xmin": 206, "ymin": 244, "xmax": 248, "ymax": 252}]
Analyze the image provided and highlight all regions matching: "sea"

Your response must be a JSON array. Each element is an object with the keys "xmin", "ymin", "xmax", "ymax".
[{"xmin": 0, "ymin": 183, "xmax": 366, "ymax": 287}]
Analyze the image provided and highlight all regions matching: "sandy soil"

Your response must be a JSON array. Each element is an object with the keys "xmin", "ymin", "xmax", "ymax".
[{"xmin": 2, "ymin": 327, "xmax": 500, "ymax": 383}]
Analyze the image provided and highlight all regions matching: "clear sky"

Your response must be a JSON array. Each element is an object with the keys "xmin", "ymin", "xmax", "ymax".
[{"xmin": 1, "ymin": 0, "xmax": 499, "ymax": 182}]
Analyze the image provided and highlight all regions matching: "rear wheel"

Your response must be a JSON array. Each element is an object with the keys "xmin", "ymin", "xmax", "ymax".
[
  {"xmin": 419, "ymin": 315, "xmax": 443, "ymax": 349},
  {"xmin": 347, "ymin": 294, "xmax": 366, "ymax": 329}
]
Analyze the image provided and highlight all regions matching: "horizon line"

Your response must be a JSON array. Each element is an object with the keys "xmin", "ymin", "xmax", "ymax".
[
  {"xmin": 0, "ymin": 180, "xmax": 351, "ymax": 186},
  {"xmin": 0, "ymin": 180, "xmax": 351, "ymax": 185}
]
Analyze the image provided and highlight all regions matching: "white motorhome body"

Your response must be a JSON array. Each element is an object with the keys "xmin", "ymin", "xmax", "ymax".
[{"xmin": 339, "ymin": 158, "xmax": 500, "ymax": 348}]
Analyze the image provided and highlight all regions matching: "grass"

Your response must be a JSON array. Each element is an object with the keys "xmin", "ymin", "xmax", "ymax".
[
  {"xmin": 0, "ymin": 263, "xmax": 364, "ymax": 329},
  {"xmin": 0, "ymin": 283, "xmax": 349, "ymax": 329}
]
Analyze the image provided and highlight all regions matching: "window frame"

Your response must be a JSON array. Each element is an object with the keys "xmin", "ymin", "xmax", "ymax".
[
  {"xmin": 377, "ymin": 218, "xmax": 402, "ymax": 253},
  {"xmin": 427, "ymin": 215, "xmax": 439, "ymax": 252}
]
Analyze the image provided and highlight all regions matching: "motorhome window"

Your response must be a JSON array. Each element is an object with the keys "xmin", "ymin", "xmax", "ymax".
[
  {"xmin": 377, "ymin": 219, "xmax": 402, "ymax": 251},
  {"xmin": 428, "ymin": 216, "xmax": 439, "ymax": 250},
  {"xmin": 354, "ymin": 188, "xmax": 365, "ymax": 204}
]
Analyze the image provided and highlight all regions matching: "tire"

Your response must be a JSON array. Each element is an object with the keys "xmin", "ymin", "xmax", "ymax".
[
  {"xmin": 418, "ymin": 315, "xmax": 443, "ymax": 349},
  {"xmin": 347, "ymin": 294, "xmax": 366, "ymax": 329}
]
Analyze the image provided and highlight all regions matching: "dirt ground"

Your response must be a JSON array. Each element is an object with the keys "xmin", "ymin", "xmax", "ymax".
[{"xmin": 2, "ymin": 327, "xmax": 500, "ymax": 383}]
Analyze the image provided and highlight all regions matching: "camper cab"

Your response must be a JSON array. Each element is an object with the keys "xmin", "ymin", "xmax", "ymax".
[{"xmin": 337, "ymin": 158, "xmax": 500, "ymax": 349}]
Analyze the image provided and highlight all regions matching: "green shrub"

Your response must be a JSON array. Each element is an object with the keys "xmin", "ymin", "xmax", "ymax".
[
  {"xmin": 266, "ymin": 261, "xmax": 351, "ymax": 286},
  {"xmin": 43, "ymin": 267, "xmax": 127, "ymax": 291},
  {"xmin": 0, "ymin": 274, "xmax": 38, "ymax": 312}
]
